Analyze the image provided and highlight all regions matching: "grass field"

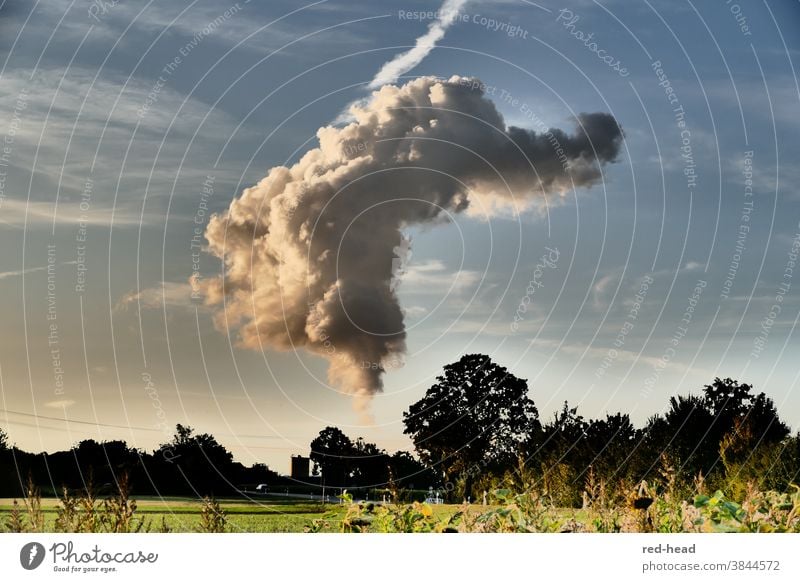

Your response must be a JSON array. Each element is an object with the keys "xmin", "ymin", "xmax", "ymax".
[
  {"xmin": 0, "ymin": 496, "xmax": 464, "ymax": 533},
  {"xmin": 6, "ymin": 486, "xmax": 795, "ymax": 532},
  {"xmin": 0, "ymin": 496, "xmax": 335, "ymax": 532}
]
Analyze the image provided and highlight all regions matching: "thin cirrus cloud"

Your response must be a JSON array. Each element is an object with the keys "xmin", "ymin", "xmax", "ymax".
[
  {"xmin": 0, "ymin": 199, "xmax": 164, "ymax": 228},
  {"xmin": 116, "ymin": 281, "xmax": 197, "ymax": 312},
  {"xmin": 0, "ymin": 67, "xmax": 243, "ymax": 198},
  {"xmin": 0, "ymin": 261, "xmax": 78, "ymax": 280},
  {"xmin": 43, "ymin": 399, "xmax": 77, "ymax": 409},
  {"xmin": 399, "ymin": 260, "xmax": 481, "ymax": 295}
]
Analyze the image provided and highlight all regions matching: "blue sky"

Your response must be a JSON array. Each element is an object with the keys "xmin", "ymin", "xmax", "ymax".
[{"xmin": 1, "ymin": 0, "xmax": 799, "ymax": 473}]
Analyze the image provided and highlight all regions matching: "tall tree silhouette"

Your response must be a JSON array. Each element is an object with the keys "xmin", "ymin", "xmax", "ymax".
[
  {"xmin": 310, "ymin": 427, "xmax": 355, "ymax": 488},
  {"xmin": 350, "ymin": 437, "xmax": 389, "ymax": 487},
  {"xmin": 155, "ymin": 424, "xmax": 234, "ymax": 495},
  {"xmin": 583, "ymin": 412, "xmax": 637, "ymax": 480},
  {"xmin": 703, "ymin": 377, "xmax": 788, "ymax": 446},
  {"xmin": 403, "ymin": 354, "xmax": 539, "ymax": 499}
]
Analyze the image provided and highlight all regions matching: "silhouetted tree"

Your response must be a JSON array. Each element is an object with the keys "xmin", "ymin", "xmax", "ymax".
[
  {"xmin": 0, "ymin": 372, "xmax": 794, "ymax": 500},
  {"xmin": 583, "ymin": 412, "xmax": 637, "ymax": 480},
  {"xmin": 745, "ymin": 391, "xmax": 790, "ymax": 444},
  {"xmin": 387, "ymin": 451, "xmax": 437, "ymax": 490},
  {"xmin": 703, "ymin": 377, "xmax": 755, "ymax": 441},
  {"xmin": 154, "ymin": 424, "xmax": 235, "ymax": 495},
  {"xmin": 528, "ymin": 401, "xmax": 588, "ymax": 504},
  {"xmin": 537, "ymin": 401, "xmax": 588, "ymax": 459},
  {"xmin": 403, "ymin": 354, "xmax": 539, "ymax": 499},
  {"xmin": 702, "ymin": 378, "xmax": 788, "ymax": 445},
  {"xmin": 310, "ymin": 426, "xmax": 355, "ymax": 488},
  {"xmin": 662, "ymin": 394, "xmax": 716, "ymax": 475},
  {"xmin": 69, "ymin": 439, "xmax": 141, "ymax": 491},
  {"xmin": 350, "ymin": 437, "xmax": 389, "ymax": 486}
]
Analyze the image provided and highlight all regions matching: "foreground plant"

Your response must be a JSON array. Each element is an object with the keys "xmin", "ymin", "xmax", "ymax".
[
  {"xmin": 307, "ymin": 492, "xmax": 451, "ymax": 533},
  {"xmin": 197, "ymin": 497, "xmax": 227, "ymax": 533},
  {"xmin": 306, "ymin": 478, "xmax": 800, "ymax": 534},
  {"xmin": 456, "ymin": 489, "xmax": 562, "ymax": 533},
  {"xmin": 694, "ymin": 484, "xmax": 800, "ymax": 532},
  {"xmin": 102, "ymin": 473, "xmax": 146, "ymax": 533}
]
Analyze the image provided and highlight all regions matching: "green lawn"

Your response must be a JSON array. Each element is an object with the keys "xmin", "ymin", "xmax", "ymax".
[{"xmin": 0, "ymin": 496, "xmax": 341, "ymax": 532}]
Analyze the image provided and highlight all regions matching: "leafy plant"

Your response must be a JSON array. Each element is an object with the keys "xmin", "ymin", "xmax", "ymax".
[
  {"xmin": 5, "ymin": 500, "xmax": 25, "ymax": 532},
  {"xmin": 197, "ymin": 497, "xmax": 227, "ymax": 533},
  {"xmin": 694, "ymin": 490, "xmax": 747, "ymax": 532},
  {"xmin": 101, "ymin": 473, "xmax": 146, "ymax": 533},
  {"xmin": 23, "ymin": 476, "xmax": 44, "ymax": 532},
  {"xmin": 54, "ymin": 487, "xmax": 81, "ymax": 533}
]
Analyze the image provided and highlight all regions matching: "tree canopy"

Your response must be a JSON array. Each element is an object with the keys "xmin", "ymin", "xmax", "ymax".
[{"xmin": 403, "ymin": 354, "xmax": 540, "ymax": 498}]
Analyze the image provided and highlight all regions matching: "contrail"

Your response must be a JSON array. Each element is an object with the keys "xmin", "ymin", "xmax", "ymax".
[
  {"xmin": 335, "ymin": 0, "xmax": 468, "ymax": 124},
  {"xmin": 368, "ymin": 0, "xmax": 468, "ymax": 89}
]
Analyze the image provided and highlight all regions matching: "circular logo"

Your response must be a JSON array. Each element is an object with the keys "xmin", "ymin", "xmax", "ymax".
[{"xmin": 19, "ymin": 542, "xmax": 46, "ymax": 570}]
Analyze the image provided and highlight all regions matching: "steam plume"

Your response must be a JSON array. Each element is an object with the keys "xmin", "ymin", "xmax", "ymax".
[{"xmin": 201, "ymin": 76, "xmax": 622, "ymax": 416}]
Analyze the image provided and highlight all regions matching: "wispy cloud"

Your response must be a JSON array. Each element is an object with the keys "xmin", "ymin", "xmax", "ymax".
[
  {"xmin": 529, "ymin": 338, "xmax": 712, "ymax": 378},
  {"xmin": 43, "ymin": 399, "xmax": 76, "ymax": 409},
  {"xmin": 400, "ymin": 259, "xmax": 481, "ymax": 295},
  {"xmin": 0, "ymin": 261, "xmax": 78, "ymax": 281},
  {"xmin": 33, "ymin": 0, "xmax": 375, "ymax": 56},
  {"xmin": 591, "ymin": 262, "xmax": 705, "ymax": 311},
  {"xmin": 0, "ymin": 199, "xmax": 165, "ymax": 228},
  {"xmin": 0, "ymin": 67, "xmax": 243, "ymax": 205},
  {"xmin": 116, "ymin": 281, "xmax": 197, "ymax": 311}
]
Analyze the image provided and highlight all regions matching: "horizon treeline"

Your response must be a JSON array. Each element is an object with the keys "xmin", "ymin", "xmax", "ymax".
[{"xmin": 1, "ymin": 354, "xmax": 799, "ymax": 504}]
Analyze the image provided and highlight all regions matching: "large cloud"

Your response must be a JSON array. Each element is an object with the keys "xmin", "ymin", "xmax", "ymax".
[{"xmin": 201, "ymin": 76, "xmax": 623, "ymax": 416}]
